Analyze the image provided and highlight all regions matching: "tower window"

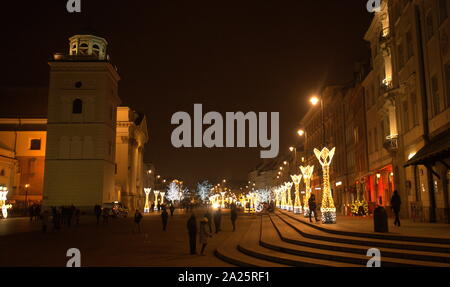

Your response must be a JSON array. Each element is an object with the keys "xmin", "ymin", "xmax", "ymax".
[
  {"xmin": 30, "ymin": 139, "xmax": 41, "ymax": 150},
  {"xmin": 72, "ymin": 99, "xmax": 83, "ymax": 114},
  {"xmin": 75, "ymin": 81, "xmax": 82, "ymax": 88}
]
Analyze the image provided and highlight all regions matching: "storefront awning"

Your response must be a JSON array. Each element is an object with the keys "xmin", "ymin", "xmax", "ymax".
[{"xmin": 404, "ymin": 129, "xmax": 450, "ymax": 167}]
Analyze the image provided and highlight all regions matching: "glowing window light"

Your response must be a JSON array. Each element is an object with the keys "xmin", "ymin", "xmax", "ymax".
[{"xmin": 336, "ymin": 181, "xmax": 342, "ymax": 187}]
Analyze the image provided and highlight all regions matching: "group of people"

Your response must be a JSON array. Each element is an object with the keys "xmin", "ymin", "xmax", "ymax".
[
  {"xmin": 306, "ymin": 190, "xmax": 402, "ymax": 227},
  {"xmin": 41, "ymin": 205, "xmax": 81, "ymax": 232},
  {"xmin": 187, "ymin": 204, "xmax": 239, "ymax": 256}
]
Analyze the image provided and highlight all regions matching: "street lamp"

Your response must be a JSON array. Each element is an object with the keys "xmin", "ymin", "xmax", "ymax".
[
  {"xmin": 309, "ymin": 94, "xmax": 325, "ymax": 146},
  {"xmin": 24, "ymin": 184, "xmax": 30, "ymax": 207}
]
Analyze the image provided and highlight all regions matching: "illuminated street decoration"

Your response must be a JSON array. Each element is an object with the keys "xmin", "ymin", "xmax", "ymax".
[
  {"xmin": 0, "ymin": 186, "xmax": 12, "ymax": 219},
  {"xmin": 144, "ymin": 188, "xmax": 151, "ymax": 213},
  {"xmin": 280, "ymin": 185, "xmax": 287, "ymax": 210},
  {"xmin": 300, "ymin": 165, "xmax": 314, "ymax": 217},
  {"xmin": 160, "ymin": 192, "xmax": 166, "ymax": 205},
  {"xmin": 314, "ymin": 147, "xmax": 336, "ymax": 224},
  {"xmin": 153, "ymin": 190, "xmax": 160, "ymax": 210},
  {"xmin": 220, "ymin": 191, "xmax": 226, "ymax": 208},
  {"xmin": 290, "ymin": 174, "xmax": 303, "ymax": 214},
  {"xmin": 274, "ymin": 187, "xmax": 281, "ymax": 208},
  {"xmin": 285, "ymin": 182, "xmax": 293, "ymax": 211}
]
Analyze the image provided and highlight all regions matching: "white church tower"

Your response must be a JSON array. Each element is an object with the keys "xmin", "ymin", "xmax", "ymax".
[{"xmin": 43, "ymin": 33, "xmax": 121, "ymax": 210}]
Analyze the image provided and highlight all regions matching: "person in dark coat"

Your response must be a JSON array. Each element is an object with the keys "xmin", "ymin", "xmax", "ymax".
[
  {"xmin": 134, "ymin": 209, "xmax": 143, "ymax": 233},
  {"xmin": 390, "ymin": 190, "xmax": 401, "ymax": 227},
  {"xmin": 213, "ymin": 208, "xmax": 222, "ymax": 234},
  {"xmin": 308, "ymin": 194, "xmax": 319, "ymax": 223},
  {"xmin": 94, "ymin": 204, "xmax": 102, "ymax": 225},
  {"xmin": 161, "ymin": 208, "xmax": 169, "ymax": 231},
  {"xmin": 187, "ymin": 213, "xmax": 197, "ymax": 255},
  {"xmin": 169, "ymin": 204, "xmax": 175, "ymax": 216},
  {"xmin": 230, "ymin": 205, "xmax": 238, "ymax": 232},
  {"xmin": 199, "ymin": 217, "xmax": 212, "ymax": 255},
  {"xmin": 204, "ymin": 209, "xmax": 213, "ymax": 233}
]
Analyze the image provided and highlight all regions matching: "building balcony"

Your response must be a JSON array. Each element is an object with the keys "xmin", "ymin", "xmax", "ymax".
[{"xmin": 383, "ymin": 134, "xmax": 398, "ymax": 153}]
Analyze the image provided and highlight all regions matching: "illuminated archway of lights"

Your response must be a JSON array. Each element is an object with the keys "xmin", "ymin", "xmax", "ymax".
[
  {"xmin": 300, "ymin": 165, "xmax": 314, "ymax": 217},
  {"xmin": 290, "ymin": 174, "xmax": 303, "ymax": 214},
  {"xmin": 314, "ymin": 147, "xmax": 337, "ymax": 224}
]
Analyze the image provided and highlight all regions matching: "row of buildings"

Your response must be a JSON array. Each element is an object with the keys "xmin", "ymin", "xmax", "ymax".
[
  {"xmin": 0, "ymin": 33, "xmax": 160, "ymax": 212},
  {"xmin": 249, "ymin": 0, "xmax": 450, "ymax": 223}
]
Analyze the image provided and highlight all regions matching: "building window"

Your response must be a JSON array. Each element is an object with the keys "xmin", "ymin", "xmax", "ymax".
[
  {"xmin": 406, "ymin": 31, "xmax": 414, "ymax": 59},
  {"xmin": 438, "ymin": 0, "xmax": 448, "ymax": 25},
  {"xmin": 445, "ymin": 62, "xmax": 450, "ymax": 108},
  {"xmin": 402, "ymin": 100, "xmax": 410, "ymax": 131},
  {"xmin": 431, "ymin": 75, "xmax": 441, "ymax": 116},
  {"xmin": 411, "ymin": 92, "xmax": 419, "ymax": 126},
  {"xmin": 30, "ymin": 139, "xmax": 41, "ymax": 150},
  {"xmin": 426, "ymin": 11, "xmax": 435, "ymax": 41},
  {"xmin": 0, "ymin": 169, "xmax": 5, "ymax": 176},
  {"xmin": 72, "ymin": 99, "xmax": 83, "ymax": 114},
  {"xmin": 398, "ymin": 42, "xmax": 404, "ymax": 69}
]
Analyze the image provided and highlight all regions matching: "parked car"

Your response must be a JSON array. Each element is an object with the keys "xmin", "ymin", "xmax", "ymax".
[{"xmin": 102, "ymin": 202, "xmax": 128, "ymax": 218}]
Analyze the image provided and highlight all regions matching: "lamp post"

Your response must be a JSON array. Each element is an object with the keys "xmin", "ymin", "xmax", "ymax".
[
  {"xmin": 314, "ymin": 147, "xmax": 336, "ymax": 224},
  {"xmin": 310, "ymin": 95, "xmax": 325, "ymax": 147},
  {"xmin": 24, "ymin": 184, "xmax": 30, "ymax": 208},
  {"xmin": 300, "ymin": 165, "xmax": 314, "ymax": 217}
]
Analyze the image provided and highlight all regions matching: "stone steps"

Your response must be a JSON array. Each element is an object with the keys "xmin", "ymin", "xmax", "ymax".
[
  {"xmin": 277, "ymin": 211, "xmax": 450, "ymax": 254},
  {"xmin": 270, "ymin": 213, "xmax": 450, "ymax": 266}
]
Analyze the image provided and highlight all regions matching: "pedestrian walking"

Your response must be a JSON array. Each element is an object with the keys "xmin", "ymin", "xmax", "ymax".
[
  {"xmin": 29, "ymin": 204, "xmax": 35, "ymax": 222},
  {"xmin": 308, "ymin": 194, "xmax": 319, "ymax": 223},
  {"xmin": 199, "ymin": 217, "xmax": 212, "ymax": 256},
  {"xmin": 230, "ymin": 205, "xmax": 238, "ymax": 232},
  {"xmin": 41, "ymin": 209, "xmax": 50, "ymax": 232},
  {"xmin": 204, "ymin": 209, "xmax": 213, "ymax": 233},
  {"xmin": 187, "ymin": 213, "xmax": 197, "ymax": 255},
  {"xmin": 94, "ymin": 204, "xmax": 102, "ymax": 224},
  {"xmin": 134, "ymin": 209, "xmax": 143, "ymax": 233},
  {"xmin": 390, "ymin": 190, "xmax": 401, "ymax": 227},
  {"xmin": 213, "ymin": 208, "xmax": 222, "ymax": 233},
  {"xmin": 161, "ymin": 208, "xmax": 169, "ymax": 231},
  {"xmin": 150, "ymin": 202, "xmax": 155, "ymax": 212},
  {"xmin": 169, "ymin": 204, "xmax": 175, "ymax": 216}
]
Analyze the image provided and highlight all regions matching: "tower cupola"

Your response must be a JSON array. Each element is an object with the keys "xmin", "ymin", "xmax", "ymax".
[{"xmin": 68, "ymin": 34, "xmax": 108, "ymax": 60}]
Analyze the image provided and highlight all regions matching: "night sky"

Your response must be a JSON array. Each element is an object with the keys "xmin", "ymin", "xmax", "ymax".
[{"xmin": 0, "ymin": 0, "xmax": 372, "ymax": 188}]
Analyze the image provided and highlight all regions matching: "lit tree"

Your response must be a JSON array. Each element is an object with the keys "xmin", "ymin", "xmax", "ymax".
[
  {"xmin": 166, "ymin": 181, "xmax": 181, "ymax": 202},
  {"xmin": 196, "ymin": 180, "xmax": 213, "ymax": 202}
]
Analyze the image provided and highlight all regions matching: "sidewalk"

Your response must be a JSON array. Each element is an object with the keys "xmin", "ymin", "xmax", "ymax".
[{"xmin": 298, "ymin": 213, "xmax": 450, "ymax": 239}]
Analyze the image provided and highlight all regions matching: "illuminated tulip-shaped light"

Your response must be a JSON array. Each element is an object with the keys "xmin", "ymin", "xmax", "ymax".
[
  {"xmin": 300, "ymin": 165, "xmax": 314, "ymax": 217},
  {"xmin": 314, "ymin": 147, "xmax": 336, "ymax": 224},
  {"xmin": 290, "ymin": 174, "xmax": 303, "ymax": 214},
  {"xmin": 274, "ymin": 187, "xmax": 281, "ymax": 208},
  {"xmin": 153, "ymin": 190, "xmax": 160, "ymax": 210},
  {"xmin": 284, "ymin": 182, "xmax": 294, "ymax": 211},
  {"xmin": 0, "ymin": 186, "xmax": 11, "ymax": 219},
  {"xmin": 280, "ymin": 186, "xmax": 286, "ymax": 210},
  {"xmin": 144, "ymin": 188, "xmax": 151, "ymax": 213},
  {"xmin": 160, "ymin": 192, "xmax": 166, "ymax": 206}
]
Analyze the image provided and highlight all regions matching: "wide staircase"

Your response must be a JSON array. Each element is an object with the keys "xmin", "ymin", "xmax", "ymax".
[{"xmin": 215, "ymin": 210, "xmax": 450, "ymax": 267}]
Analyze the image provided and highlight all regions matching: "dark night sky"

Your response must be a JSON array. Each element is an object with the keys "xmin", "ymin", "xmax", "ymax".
[{"xmin": 0, "ymin": 0, "xmax": 372, "ymax": 188}]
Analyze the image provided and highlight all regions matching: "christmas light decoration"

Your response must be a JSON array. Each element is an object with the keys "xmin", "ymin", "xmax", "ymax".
[
  {"xmin": 0, "ymin": 186, "xmax": 12, "ymax": 219},
  {"xmin": 160, "ymin": 192, "xmax": 166, "ymax": 205},
  {"xmin": 144, "ymin": 188, "xmax": 151, "ymax": 213},
  {"xmin": 284, "ymin": 182, "xmax": 293, "ymax": 211},
  {"xmin": 196, "ymin": 180, "xmax": 213, "ymax": 201},
  {"xmin": 314, "ymin": 147, "xmax": 337, "ymax": 224},
  {"xmin": 153, "ymin": 190, "xmax": 160, "ymax": 210},
  {"xmin": 280, "ymin": 185, "xmax": 286, "ymax": 210},
  {"xmin": 290, "ymin": 174, "xmax": 303, "ymax": 214},
  {"xmin": 300, "ymin": 165, "xmax": 314, "ymax": 217}
]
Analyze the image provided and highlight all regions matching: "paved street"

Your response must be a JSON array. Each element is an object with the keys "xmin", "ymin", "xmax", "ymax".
[{"xmin": 0, "ymin": 209, "xmax": 241, "ymax": 267}]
